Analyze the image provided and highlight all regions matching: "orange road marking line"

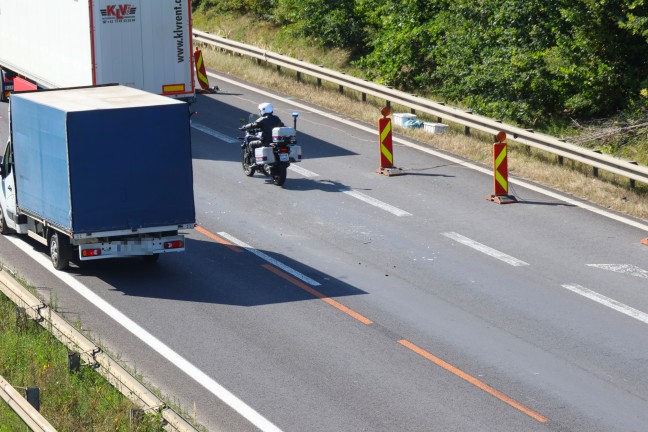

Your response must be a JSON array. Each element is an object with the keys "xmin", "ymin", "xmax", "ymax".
[
  {"xmin": 262, "ymin": 264, "xmax": 373, "ymax": 325},
  {"xmin": 195, "ymin": 225, "xmax": 243, "ymax": 252},
  {"xmin": 195, "ymin": 227, "xmax": 547, "ymax": 423},
  {"xmin": 398, "ymin": 339, "xmax": 549, "ymax": 424}
]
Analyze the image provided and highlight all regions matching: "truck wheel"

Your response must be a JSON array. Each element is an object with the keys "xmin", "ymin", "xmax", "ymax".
[
  {"xmin": 0, "ymin": 210, "xmax": 10, "ymax": 235},
  {"xmin": 50, "ymin": 232, "xmax": 72, "ymax": 270}
]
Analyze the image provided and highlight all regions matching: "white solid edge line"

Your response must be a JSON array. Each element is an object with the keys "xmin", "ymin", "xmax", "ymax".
[
  {"xmin": 341, "ymin": 189, "xmax": 412, "ymax": 217},
  {"xmin": 5, "ymin": 236, "xmax": 284, "ymax": 432},
  {"xmin": 217, "ymin": 232, "xmax": 321, "ymax": 286},
  {"xmin": 208, "ymin": 72, "xmax": 648, "ymax": 233},
  {"xmin": 561, "ymin": 284, "xmax": 648, "ymax": 325},
  {"xmin": 442, "ymin": 232, "xmax": 529, "ymax": 267}
]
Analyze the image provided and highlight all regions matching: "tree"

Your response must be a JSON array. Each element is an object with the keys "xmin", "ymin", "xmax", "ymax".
[{"xmin": 356, "ymin": 0, "xmax": 648, "ymax": 125}]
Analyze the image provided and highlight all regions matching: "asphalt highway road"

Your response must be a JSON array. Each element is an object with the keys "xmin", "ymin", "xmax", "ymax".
[{"xmin": 1, "ymin": 75, "xmax": 648, "ymax": 432}]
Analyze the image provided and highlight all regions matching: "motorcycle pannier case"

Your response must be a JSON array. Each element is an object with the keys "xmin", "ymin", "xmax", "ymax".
[
  {"xmin": 272, "ymin": 127, "xmax": 296, "ymax": 144},
  {"xmin": 255, "ymin": 146, "xmax": 275, "ymax": 163},
  {"xmin": 288, "ymin": 145, "xmax": 302, "ymax": 162}
]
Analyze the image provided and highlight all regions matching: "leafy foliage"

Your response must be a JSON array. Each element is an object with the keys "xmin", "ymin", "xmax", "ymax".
[
  {"xmin": 192, "ymin": 0, "xmax": 648, "ymax": 127},
  {"xmin": 194, "ymin": 0, "xmax": 276, "ymax": 19},
  {"xmin": 273, "ymin": 0, "xmax": 364, "ymax": 49}
]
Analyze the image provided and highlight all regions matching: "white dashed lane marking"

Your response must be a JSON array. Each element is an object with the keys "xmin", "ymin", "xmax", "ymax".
[
  {"xmin": 442, "ymin": 232, "xmax": 529, "ymax": 267},
  {"xmin": 562, "ymin": 284, "xmax": 648, "ymax": 325}
]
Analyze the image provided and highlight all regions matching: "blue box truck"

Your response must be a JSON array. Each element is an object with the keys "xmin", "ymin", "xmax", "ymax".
[{"xmin": 0, "ymin": 85, "xmax": 195, "ymax": 269}]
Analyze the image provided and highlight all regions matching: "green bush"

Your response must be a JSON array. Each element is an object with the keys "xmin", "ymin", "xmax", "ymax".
[{"xmin": 193, "ymin": 0, "xmax": 648, "ymax": 127}]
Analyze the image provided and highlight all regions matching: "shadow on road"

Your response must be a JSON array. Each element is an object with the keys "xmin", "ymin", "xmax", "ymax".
[
  {"xmin": 515, "ymin": 199, "xmax": 577, "ymax": 207},
  {"xmin": 60, "ymin": 235, "xmax": 368, "ymax": 307}
]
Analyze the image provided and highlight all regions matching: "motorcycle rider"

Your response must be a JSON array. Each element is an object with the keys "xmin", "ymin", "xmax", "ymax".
[{"xmin": 239, "ymin": 102, "xmax": 285, "ymax": 148}]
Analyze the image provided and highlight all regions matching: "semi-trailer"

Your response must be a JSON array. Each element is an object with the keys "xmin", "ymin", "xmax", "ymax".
[{"xmin": 0, "ymin": 0, "xmax": 195, "ymax": 101}]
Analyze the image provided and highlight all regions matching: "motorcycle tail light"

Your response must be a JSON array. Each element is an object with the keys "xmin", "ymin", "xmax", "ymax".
[{"xmin": 280, "ymin": 147, "xmax": 289, "ymax": 153}]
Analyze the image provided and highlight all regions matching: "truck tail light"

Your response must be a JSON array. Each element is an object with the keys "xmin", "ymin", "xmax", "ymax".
[
  {"xmin": 164, "ymin": 240, "xmax": 184, "ymax": 249},
  {"xmin": 82, "ymin": 249, "xmax": 102, "ymax": 257}
]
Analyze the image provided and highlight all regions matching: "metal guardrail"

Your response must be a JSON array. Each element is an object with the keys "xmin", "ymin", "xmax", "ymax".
[
  {"xmin": 0, "ymin": 269, "xmax": 198, "ymax": 432},
  {"xmin": 0, "ymin": 374, "xmax": 56, "ymax": 432},
  {"xmin": 193, "ymin": 29, "xmax": 648, "ymax": 187}
]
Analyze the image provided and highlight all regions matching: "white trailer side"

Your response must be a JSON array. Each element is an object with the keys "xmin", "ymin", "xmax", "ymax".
[{"xmin": 0, "ymin": 0, "xmax": 195, "ymax": 99}]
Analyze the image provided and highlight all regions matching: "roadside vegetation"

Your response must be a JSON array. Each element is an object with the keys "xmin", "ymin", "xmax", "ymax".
[
  {"xmin": 192, "ymin": 0, "xmax": 648, "ymax": 164},
  {"xmin": 0, "ymin": 285, "xmax": 166, "ymax": 431},
  {"xmin": 192, "ymin": 4, "xmax": 648, "ymax": 221}
]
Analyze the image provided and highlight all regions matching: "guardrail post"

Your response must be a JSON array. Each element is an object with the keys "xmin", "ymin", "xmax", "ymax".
[
  {"xmin": 25, "ymin": 387, "xmax": 40, "ymax": 411},
  {"xmin": 464, "ymin": 126, "xmax": 470, "ymax": 136},
  {"xmin": 630, "ymin": 161, "xmax": 639, "ymax": 189},
  {"xmin": 130, "ymin": 408, "xmax": 144, "ymax": 426},
  {"xmin": 486, "ymin": 132, "xmax": 517, "ymax": 204},
  {"xmin": 68, "ymin": 351, "xmax": 81, "ymax": 373},
  {"xmin": 410, "ymin": 95, "xmax": 417, "ymax": 115}
]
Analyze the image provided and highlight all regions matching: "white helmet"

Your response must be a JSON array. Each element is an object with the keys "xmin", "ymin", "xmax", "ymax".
[{"xmin": 258, "ymin": 102, "xmax": 273, "ymax": 116}]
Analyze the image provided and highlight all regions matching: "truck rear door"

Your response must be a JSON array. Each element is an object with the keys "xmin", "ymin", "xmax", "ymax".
[{"xmin": 91, "ymin": 0, "xmax": 195, "ymax": 99}]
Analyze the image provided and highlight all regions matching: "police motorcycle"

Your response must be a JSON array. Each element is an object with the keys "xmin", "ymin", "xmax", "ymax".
[{"xmin": 238, "ymin": 108, "xmax": 302, "ymax": 187}]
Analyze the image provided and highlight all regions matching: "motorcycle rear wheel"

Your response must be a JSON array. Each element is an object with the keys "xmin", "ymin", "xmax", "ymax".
[
  {"xmin": 242, "ymin": 148, "xmax": 255, "ymax": 176},
  {"xmin": 272, "ymin": 164, "xmax": 287, "ymax": 186}
]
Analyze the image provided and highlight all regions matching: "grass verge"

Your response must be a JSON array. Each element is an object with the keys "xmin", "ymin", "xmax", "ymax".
[{"xmin": 0, "ymin": 280, "xmax": 166, "ymax": 431}]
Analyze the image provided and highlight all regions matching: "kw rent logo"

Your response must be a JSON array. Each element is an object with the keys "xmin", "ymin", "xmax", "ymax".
[
  {"xmin": 173, "ymin": 0, "xmax": 185, "ymax": 63},
  {"xmin": 100, "ymin": 4, "xmax": 137, "ymax": 23}
]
